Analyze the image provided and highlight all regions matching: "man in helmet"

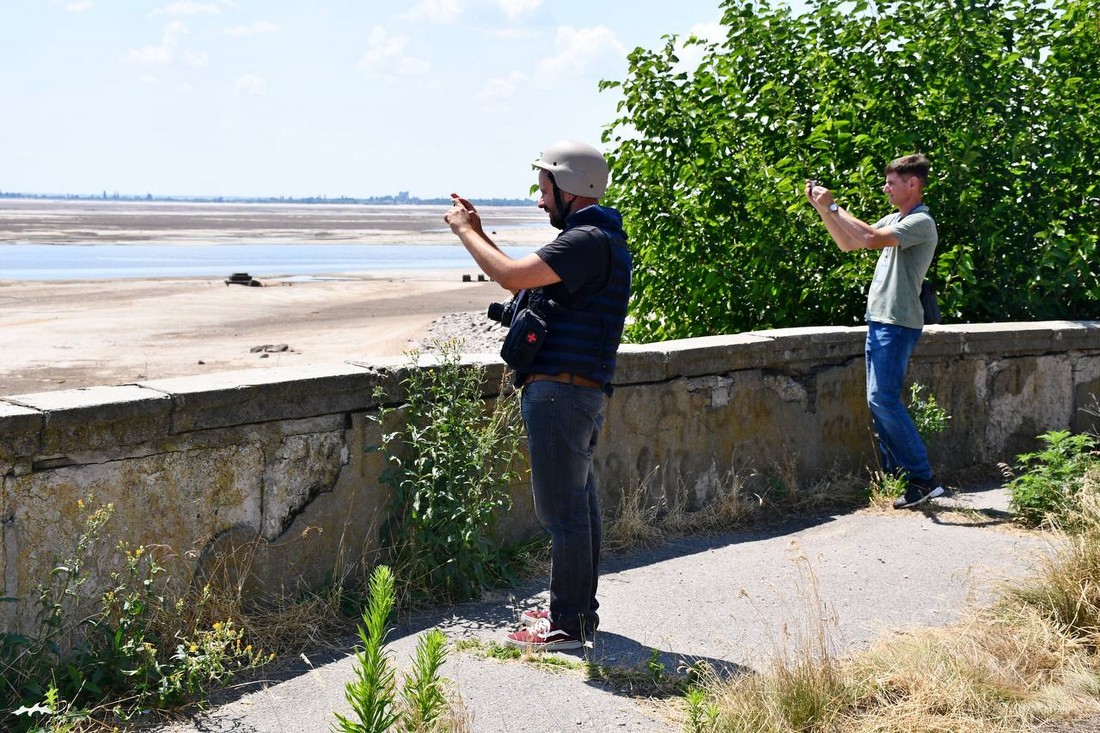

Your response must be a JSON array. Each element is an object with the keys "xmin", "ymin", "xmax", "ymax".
[{"xmin": 445, "ymin": 140, "xmax": 632, "ymax": 651}]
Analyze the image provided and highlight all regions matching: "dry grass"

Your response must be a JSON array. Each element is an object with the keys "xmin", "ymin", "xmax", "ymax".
[
  {"xmin": 694, "ymin": 598, "xmax": 1100, "ymax": 733},
  {"xmin": 1007, "ymin": 480, "xmax": 1100, "ymax": 649},
  {"xmin": 838, "ymin": 611, "xmax": 1100, "ymax": 732},
  {"xmin": 177, "ymin": 529, "xmax": 372, "ymax": 659},
  {"xmin": 604, "ymin": 465, "xmax": 762, "ymax": 554},
  {"xmin": 692, "ymin": 486, "xmax": 1100, "ymax": 733},
  {"xmin": 605, "ymin": 459, "xmax": 866, "ymax": 555}
]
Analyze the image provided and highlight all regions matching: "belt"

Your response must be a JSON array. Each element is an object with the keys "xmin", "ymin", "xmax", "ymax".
[{"xmin": 523, "ymin": 372, "xmax": 603, "ymax": 389}]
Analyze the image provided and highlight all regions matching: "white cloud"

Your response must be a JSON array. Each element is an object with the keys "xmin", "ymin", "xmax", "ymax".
[
  {"xmin": 359, "ymin": 27, "xmax": 406, "ymax": 68},
  {"xmin": 358, "ymin": 26, "xmax": 431, "ymax": 80},
  {"xmin": 127, "ymin": 20, "xmax": 189, "ymax": 65},
  {"xmin": 127, "ymin": 19, "xmax": 208, "ymax": 70},
  {"xmin": 50, "ymin": 0, "xmax": 93, "ymax": 11},
  {"xmin": 491, "ymin": 26, "xmax": 538, "ymax": 40},
  {"xmin": 481, "ymin": 24, "xmax": 624, "ymax": 101},
  {"xmin": 399, "ymin": 57, "xmax": 431, "ymax": 76},
  {"xmin": 537, "ymin": 25, "xmax": 625, "ymax": 77},
  {"xmin": 235, "ymin": 73, "xmax": 266, "ymax": 96},
  {"xmin": 154, "ymin": 1, "xmax": 222, "ymax": 16},
  {"xmin": 403, "ymin": 0, "xmax": 463, "ymax": 23},
  {"xmin": 163, "ymin": 19, "xmax": 191, "ymax": 45},
  {"xmin": 128, "ymin": 44, "xmax": 171, "ymax": 64},
  {"xmin": 480, "ymin": 69, "xmax": 527, "ymax": 100},
  {"xmin": 223, "ymin": 20, "xmax": 280, "ymax": 36},
  {"xmin": 182, "ymin": 49, "xmax": 209, "ymax": 67},
  {"xmin": 497, "ymin": 0, "xmax": 541, "ymax": 21}
]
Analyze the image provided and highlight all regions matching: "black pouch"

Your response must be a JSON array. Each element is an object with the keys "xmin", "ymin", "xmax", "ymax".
[
  {"xmin": 500, "ymin": 308, "xmax": 548, "ymax": 371},
  {"xmin": 920, "ymin": 280, "xmax": 941, "ymax": 325}
]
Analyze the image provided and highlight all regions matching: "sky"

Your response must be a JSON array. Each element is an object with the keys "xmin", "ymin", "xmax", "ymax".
[{"xmin": 2, "ymin": 1, "xmax": 803, "ymax": 200}]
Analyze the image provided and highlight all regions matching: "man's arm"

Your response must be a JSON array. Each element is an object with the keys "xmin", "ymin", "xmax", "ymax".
[
  {"xmin": 445, "ymin": 194, "xmax": 561, "ymax": 292},
  {"xmin": 806, "ymin": 182, "xmax": 898, "ymax": 252}
]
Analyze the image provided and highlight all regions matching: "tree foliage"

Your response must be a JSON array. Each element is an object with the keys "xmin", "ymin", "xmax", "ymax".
[{"xmin": 602, "ymin": 0, "xmax": 1100, "ymax": 342}]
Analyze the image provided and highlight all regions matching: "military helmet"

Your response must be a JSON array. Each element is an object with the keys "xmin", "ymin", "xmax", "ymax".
[{"xmin": 532, "ymin": 140, "xmax": 609, "ymax": 198}]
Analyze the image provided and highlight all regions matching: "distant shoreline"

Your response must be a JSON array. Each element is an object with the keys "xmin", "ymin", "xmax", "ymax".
[
  {"xmin": 0, "ymin": 192, "xmax": 538, "ymax": 207},
  {"xmin": 0, "ymin": 198, "xmax": 552, "ymax": 247}
]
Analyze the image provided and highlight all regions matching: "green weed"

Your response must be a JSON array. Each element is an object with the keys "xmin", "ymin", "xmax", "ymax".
[
  {"xmin": 908, "ymin": 382, "xmax": 951, "ymax": 442},
  {"xmin": 334, "ymin": 565, "xmax": 464, "ymax": 733},
  {"xmin": 1005, "ymin": 430, "xmax": 1098, "ymax": 527},
  {"xmin": 869, "ymin": 472, "xmax": 908, "ymax": 506},
  {"xmin": 3, "ymin": 498, "xmax": 272, "ymax": 732},
  {"xmin": 373, "ymin": 340, "xmax": 526, "ymax": 605}
]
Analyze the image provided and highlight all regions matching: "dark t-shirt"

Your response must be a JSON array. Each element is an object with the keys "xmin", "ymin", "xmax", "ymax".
[{"xmin": 535, "ymin": 226, "xmax": 610, "ymax": 307}]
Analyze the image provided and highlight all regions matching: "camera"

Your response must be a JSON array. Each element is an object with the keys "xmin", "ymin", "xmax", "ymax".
[
  {"xmin": 487, "ymin": 298, "xmax": 518, "ymax": 324},
  {"xmin": 487, "ymin": 290, "xmax": 549, "ymax": 372}
]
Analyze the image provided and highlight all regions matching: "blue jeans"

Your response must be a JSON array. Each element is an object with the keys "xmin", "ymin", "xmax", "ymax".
[
  {"xmin": 865, "ymin": 321, "xmax": 933, "ymax": 481},
  {"xmin": 521, "ymin": 380, "xmax": 605, "ymax": 638}
]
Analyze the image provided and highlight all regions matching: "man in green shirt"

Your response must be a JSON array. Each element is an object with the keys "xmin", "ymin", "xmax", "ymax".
[{"xmin": 806, "ymin": 154, "xmax": 943, "ymax": 509}]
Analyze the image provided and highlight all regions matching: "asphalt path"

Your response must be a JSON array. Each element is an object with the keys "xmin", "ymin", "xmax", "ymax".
[{"xmin": 156, "ymin": 486, "xmax": 1050, "ymax": 732}]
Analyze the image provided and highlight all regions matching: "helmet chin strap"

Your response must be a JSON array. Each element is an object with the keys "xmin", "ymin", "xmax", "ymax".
[{"xmin": 548, "ymin": 172, "xmax": 575, "ymax": 229}]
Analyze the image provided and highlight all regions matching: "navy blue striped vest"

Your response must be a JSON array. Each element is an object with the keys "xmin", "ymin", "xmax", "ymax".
[{"xmin": 525, "ymin": 227, "xmax": 632, "ymax": 392}]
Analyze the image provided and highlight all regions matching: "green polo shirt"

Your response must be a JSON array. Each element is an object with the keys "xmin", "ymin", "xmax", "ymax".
[{"xmin": 865, "ymin": 204, "xmax": 937, "ymax": 330}]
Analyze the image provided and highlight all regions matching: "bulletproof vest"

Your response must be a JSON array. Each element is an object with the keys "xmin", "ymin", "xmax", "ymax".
[{"xmin": 526, "ymin": 227, "xmax": 632, "ymax": 391}]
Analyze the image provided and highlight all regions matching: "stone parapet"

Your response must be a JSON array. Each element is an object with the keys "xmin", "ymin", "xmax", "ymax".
[
  {"xmin": 7, "ymin": 385, "xmax": 173, "ymax": 460},
  {"xmin": 138, "ymin": 363, "xmax": 394, "ymax": 433},
  {"xmin": 2, "ymin": 321, "xmax": 1098, "ymax": 635}
]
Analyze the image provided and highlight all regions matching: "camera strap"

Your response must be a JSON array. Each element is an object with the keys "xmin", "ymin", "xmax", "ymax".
[{"xmin": 509, "ymin": 289, "xmax": 528, "ymax": 326}]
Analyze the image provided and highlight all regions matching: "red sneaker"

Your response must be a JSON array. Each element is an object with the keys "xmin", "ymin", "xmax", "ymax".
[
  {"xmin": 518, "ymin": 608, "xmax": 550, "ymax": 627},
  {"xmin": 504, "ymin": 619, "xmax": 584, "ymax": 651}
]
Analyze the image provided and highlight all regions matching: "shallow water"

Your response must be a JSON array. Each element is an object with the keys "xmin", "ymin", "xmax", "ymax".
[{"xmin": 0, "ymin": 242, "xmax": 537, "ymax": 281}]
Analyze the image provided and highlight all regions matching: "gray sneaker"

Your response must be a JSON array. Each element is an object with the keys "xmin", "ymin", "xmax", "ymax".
[{"xmin": 893, "ymin": 479, "xmax": 944, "ymax": 509}]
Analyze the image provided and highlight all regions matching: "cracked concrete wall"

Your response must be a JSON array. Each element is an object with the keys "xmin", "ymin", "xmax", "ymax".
[
  {"xmin": 261, "ymin": 430, "xmax": 348, "ymax": 540},
  {"xmin": 2, "ymin": 322, "xmax": 1099, "ymax": 635}
]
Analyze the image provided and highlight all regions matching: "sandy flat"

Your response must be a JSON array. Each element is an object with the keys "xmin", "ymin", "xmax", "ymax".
[
  {"xmin": 0, "ymin": 199, "xmax": 548, "ymax": 396},
  {"xmin": 0, "ymin": 198, "xmax": 547, "ymax": 245}
]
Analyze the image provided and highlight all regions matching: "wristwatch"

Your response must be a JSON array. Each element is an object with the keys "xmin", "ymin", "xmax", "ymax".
[{"xmin": 827, "ymin": 203, "xmax": 839, "ymax": 213}]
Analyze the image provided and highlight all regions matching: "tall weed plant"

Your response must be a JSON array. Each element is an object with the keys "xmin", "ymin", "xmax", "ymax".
[
  {"xmin": 334, "ymin": 565, "xmax": 461, "ymax": 733},
  {"xmin": 869, "ymin": 383, "xmax": 951, "ymax": 504},
  {"xmin": 374, "ymin": 341, "xmax": 525, "ymax": 604}
]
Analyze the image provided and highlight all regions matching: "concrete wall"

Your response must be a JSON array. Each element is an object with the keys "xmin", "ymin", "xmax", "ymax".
[{"xmin": 3, "ymin": 321, "xmax": 1099, "ymax": 634}]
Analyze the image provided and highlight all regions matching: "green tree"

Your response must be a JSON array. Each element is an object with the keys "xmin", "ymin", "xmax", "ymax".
[{"xmin": 603, "ymin": 0, "xmax": 1100, "ymax": 342}]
